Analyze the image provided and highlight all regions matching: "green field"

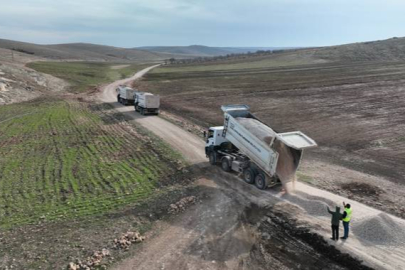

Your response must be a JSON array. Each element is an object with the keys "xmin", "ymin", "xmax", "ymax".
[
  {"xmin": 0, "ymin": 98, "xmax": 182, "ymax": 229},
  {"xmin": 27, "ymin": 62, "xmax": 149, "ymax": 93}
]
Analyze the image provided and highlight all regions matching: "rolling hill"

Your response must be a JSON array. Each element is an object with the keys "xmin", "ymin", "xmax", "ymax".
[
  {"xmin": 137, "ymin": 45, "xmax": 289, "ymax": 57},
  {"xmin": 2, "ymin": 36, "xmax": 405, "ymax": 64},
  {"xmin": 0, "ymin": 39, "xmax": 177, "ymax": 62},
  {"xmin": 309, "ymin": 37, "xmax": 405, "ymax": 62}
]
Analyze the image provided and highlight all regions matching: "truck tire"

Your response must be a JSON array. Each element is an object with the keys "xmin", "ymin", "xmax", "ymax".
[
  {"xmin": 134, "ymin": 104, "xmax": 139, "ymax": 112},
  {"xmin": 243, "ymin": 168, "xmax": 255, "ymax": 184},
  {"xmin": 209, "ymin": 152, "xmax": 216, "ymax": 165},
  {"xmin": 221, "ymin": 158, "xmax": 231, "ymax": 172},
  {"xmin": 140, "ymin": 108, "xmax": 145, "ymax": 115},
  {"xmin": 255, "ymin": 173, "xmax": 267, "ymax": 190},
  {"xmin": 123, "ymin": 99, "xmax": 127, "ymax": 105},
  {"xmin": 117, "ymin": 94, "xmax": 121, "ymax": 103}
]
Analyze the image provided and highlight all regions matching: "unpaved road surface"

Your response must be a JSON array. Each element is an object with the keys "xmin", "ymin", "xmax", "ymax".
[
  {"xmin": 99, "ymin": 64, "xmax": 205, "ymax": 164},
  {"xmin": 99, "ymin": 66, "xmax": 405, "ymax": 270}
]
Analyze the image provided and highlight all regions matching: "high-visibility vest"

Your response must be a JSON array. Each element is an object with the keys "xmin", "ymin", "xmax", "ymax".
[{"xmin": 343, "ymin": 208, "xmax": 352, "ymax": 222}]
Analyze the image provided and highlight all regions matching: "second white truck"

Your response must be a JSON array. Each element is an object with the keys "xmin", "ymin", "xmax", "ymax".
[
  {"xmin": 205, "ymin": 105, "xmax": 317, "ymax": 190},
  {"xmin": 134, "ymin": 92, "xmax": 160, "ymax": 115},
  {"xmin": 116, "ymin": 86, "xmax": 137, "ymax": 105}
]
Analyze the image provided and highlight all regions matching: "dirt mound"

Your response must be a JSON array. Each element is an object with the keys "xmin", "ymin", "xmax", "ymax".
[
  {"xmin": 353, "ymin": 213, "xmax": 405, "ymax": 246},
  {"xmin": 341, "ymin": 182, "xmax": 384, "ymax": 197},
  {"xmin": 168, "ymin": 196, "xmax": 197, "ymax": 214},
  {"xmin": 113, "ymin": 231, "xmax": 145, "ymax": 250},
  {"xmin": 68, "ymin": 248, "xmax": 110, "ymax": 270}
]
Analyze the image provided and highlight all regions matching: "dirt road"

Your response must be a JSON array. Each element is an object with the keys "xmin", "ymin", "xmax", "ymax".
[
  {"xmin": 99, "ymin": 66, "xmax": 405, "ymax": 270},
  {"xmin": 99, "ymin": 64, "xmax": 205, "ymax": 164}
]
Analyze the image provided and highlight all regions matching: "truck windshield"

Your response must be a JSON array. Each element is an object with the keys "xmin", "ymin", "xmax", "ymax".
[{"xmin": 208, "ymin": 130, "xmax": 214, "ymax": 138}]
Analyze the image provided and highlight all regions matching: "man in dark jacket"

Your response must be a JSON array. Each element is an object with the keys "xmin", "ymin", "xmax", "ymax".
[{"xmin": 327, "ymin": 206, "xmax": 343, "ymax": 240}]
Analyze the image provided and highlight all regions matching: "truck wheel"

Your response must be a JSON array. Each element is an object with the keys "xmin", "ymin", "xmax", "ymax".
[
  {"xmin": 243, "ymin": 168, "xmax": 255, "ymax": 184},
  {"xmin": 221, "ymin": 158, "xmax": 231, "ymax": 172},
  {"xmin": 117, "ymin": 95, "xmax": 121, "ymax": 102},
  {"xmin": 140, "ymin": 108, "xmax": 145, "ymax": 115},
  {"xmin": 134, "ymin": 105, "xmax": 138, "ymax": 112},
  {"xmin": 255, "ymin": 173, "xmax": 267, "ymax": 190},
  {"xmin": 209, "ymin": 152, "xmax": 216, "ymax": 165},
  {"xmin": 123, "ymin": 99, "xmax": 127, "ymax": 105}
]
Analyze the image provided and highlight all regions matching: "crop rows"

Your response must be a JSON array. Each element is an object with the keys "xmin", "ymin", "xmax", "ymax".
[{"xmin": 0, "ymin": 98, "xmax": 178, "ymax": 228}]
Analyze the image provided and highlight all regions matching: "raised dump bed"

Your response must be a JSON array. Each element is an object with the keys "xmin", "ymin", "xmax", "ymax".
[{"xmin": 205, "ymin": 104, "xmax": 317, "ymax": 189}]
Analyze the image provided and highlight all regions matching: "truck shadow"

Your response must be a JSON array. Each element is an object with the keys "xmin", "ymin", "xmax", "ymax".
[{"xmin": 90, "ymin": 101, "xmax": 157, "ymax": 125}]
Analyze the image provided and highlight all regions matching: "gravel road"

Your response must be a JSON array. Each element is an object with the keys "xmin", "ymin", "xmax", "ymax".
[
  {"xmin": 99, "ymin": 64, "xmax": 205, "ymax": 164},
  {"xmin": 99, "ymin": 66, "xmax": 405, "ymax": 270}
]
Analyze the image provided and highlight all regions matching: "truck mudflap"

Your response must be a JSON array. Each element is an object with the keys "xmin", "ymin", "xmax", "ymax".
[{"xmin": 276, "ymin": 131, "xmax": 317, "ymax": 150}]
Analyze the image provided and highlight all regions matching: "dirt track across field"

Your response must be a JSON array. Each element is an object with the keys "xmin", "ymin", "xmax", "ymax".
[
  {"xmin": 99, "ymin": 64, "xmax": 205, "ymax": 164},
  {"xmin": 99, "ymin": 66, "xmax": 405, "ymax": 270}
]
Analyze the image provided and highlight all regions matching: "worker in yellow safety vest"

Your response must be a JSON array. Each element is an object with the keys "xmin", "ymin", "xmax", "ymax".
[{"xmin": 341, "ymin": 201, "xmax": 352, "ymax": 239}]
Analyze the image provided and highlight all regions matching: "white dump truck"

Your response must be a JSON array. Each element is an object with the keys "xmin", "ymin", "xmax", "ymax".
[
  {"xmin": 205, "ymin": 105, "xmax": 317, "ymax": 189},
  {"xmin": 116, "ymin": 86, "xmax": 137, "ymax": 105},
  {"xmin": 134, "ymin": 92, "xmax": 160, "ymax": 115}
]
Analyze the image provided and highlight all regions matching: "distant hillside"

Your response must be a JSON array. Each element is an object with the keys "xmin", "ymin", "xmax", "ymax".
[
  {"xmin": 0, "ymin": 39, "xmax": 178, "ymax": 62},
  {"xmin": 137, "ymin": 45, "xmax": 291, "ymax": 57},
  {"xmin": 138, "ymin": 45, "xmax": 230, "ymax": 57},
  {"xmin": 166, "ymin": 37, "xmax": 405, "ymax": 67},
  {"xmin": 306, "ymin": 37, "xmax": 405, "ymax": 62}
]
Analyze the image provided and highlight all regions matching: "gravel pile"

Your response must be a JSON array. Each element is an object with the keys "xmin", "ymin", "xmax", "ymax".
[
  {"xmin": 353, "ymin": 213, "xmax": 405, "ymax": 246},
  {"xmin": 236, "ymin": 118, "xmax": 276, "ymax": 145},
  {"xmin": 114, "ymin": 231, "xmax": 145, "ymax": 250},
  {"xmin": 283, "ymin": 193, "xmax": 331, "ymax": 218},
  {"xmin": 68, "ymin": 248, "xmax": 110, "ymax": 270},
  {"xmin": 168, "ymin": 196, "xmax": 197, "ymax": 214}
]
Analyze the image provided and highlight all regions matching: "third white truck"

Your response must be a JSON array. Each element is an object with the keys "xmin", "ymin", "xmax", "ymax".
[
  {"xmin": 134, "ymin": 92, "xmax": 160, "ymax": 115},
  {"xmin": 205, "ymin": 105, "xmax": 317, "ymax": 190}
]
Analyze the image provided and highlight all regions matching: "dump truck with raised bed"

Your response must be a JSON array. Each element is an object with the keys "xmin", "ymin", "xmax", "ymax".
[
  {"xmin": 134, "ymin": 92, "xmax": 160, "ymax": 115},
  {"xmin": 116, "ymin": 86, "xmax": 137, "ymax": 105},
  {"xmin": 205, "ymin": 105, "xmax": 317, "ymax": 189}
]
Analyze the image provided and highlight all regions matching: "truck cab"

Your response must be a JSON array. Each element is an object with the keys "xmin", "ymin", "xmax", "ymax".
[{"xmin": 205, "ymin": 126, "xmax": 228, "ymax": 148}]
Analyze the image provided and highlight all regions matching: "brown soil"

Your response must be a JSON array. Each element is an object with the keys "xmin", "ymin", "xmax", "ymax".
[{"xmin": 140, "ymin": 61, "xmax": 405, "ymax": 186}]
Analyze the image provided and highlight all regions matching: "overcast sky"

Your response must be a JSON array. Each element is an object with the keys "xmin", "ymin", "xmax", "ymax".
[{"xmin": 0, "ymin": 0, "xmax": 405, "ymax": 48}]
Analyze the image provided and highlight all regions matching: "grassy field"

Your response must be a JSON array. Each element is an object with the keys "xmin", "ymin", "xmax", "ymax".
[
  {"xmin": 27, "ymin": 62, "xmax": 149, "ymax": 93},
  {"xmin": 0, "ymin": 97, "xmax": 183, "ymax": 229},
  {"xmin": 0, "ymin": 60, "xmax": 193, "ymax": 269}
]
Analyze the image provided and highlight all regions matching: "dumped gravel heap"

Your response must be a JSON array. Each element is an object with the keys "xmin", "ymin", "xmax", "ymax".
[
  {"xmin": 236, "ymin": 118, "xmax": 299, "ymax": 186},
  {"xmin": 353, "ymin": 213, "xmax": 405, "ymax": 247},
  {"xmin": 168, "ymin": 196, "xmax": 197, "ymax": 214},
  {"xmin": 114, "ymin": 231, "xmax": 145, "ymax": 250}
]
